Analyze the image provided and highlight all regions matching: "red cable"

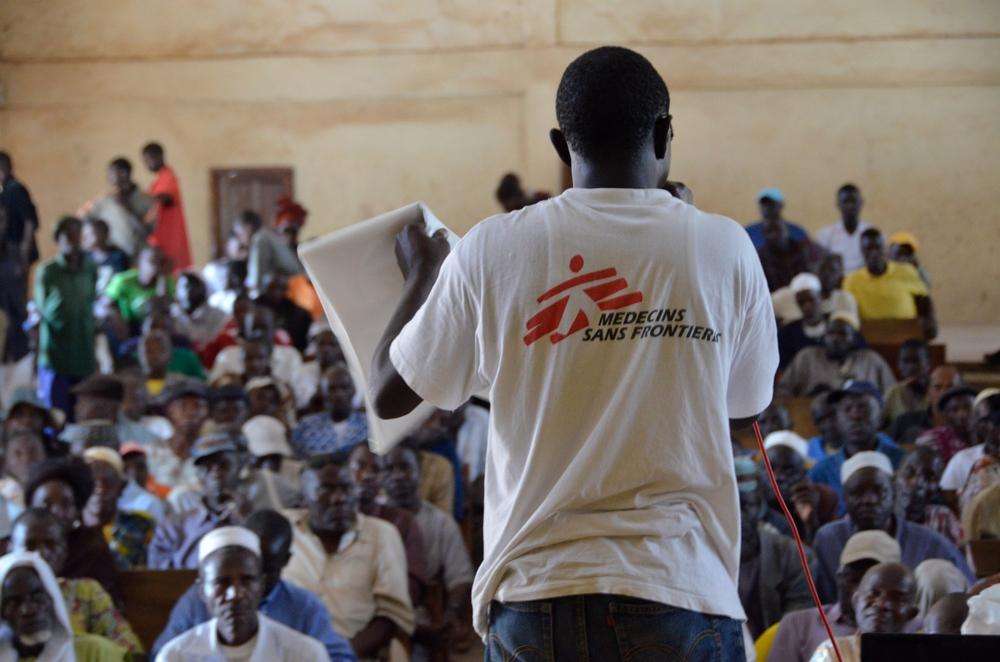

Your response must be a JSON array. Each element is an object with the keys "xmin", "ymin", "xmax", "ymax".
[{"xmin": 753, "ymin": 420, "xmax": 843, "ymax": 662}]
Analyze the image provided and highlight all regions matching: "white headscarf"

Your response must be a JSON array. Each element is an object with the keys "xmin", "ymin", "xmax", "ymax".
[{"xmin": 0, "ymin": 551, "xmax": 74, "ymax": 662}]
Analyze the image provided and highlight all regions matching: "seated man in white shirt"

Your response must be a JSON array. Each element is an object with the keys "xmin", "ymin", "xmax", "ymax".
[
  {"xmin": 379, "ymin": 445, "xmax": 474, "ymax": 653},
  {"xmin": 157, "ymin": 525, "xmax": 327, "ymax": 661},
  {"xmin": 282, "ymin": 453, "xmax": 414, "ymax": 660}
]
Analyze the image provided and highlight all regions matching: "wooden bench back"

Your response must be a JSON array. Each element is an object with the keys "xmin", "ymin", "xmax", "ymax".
[{"xmin": 119, "ymin": 569, "xmax": 198, "ymax": 651}]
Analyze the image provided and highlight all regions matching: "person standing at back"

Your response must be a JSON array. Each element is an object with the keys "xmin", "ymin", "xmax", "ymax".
[
  {"xmin": 142, "ymin": 142, "xmax": 192, "ymax": 272},
  {"xmin": 369, "ymin": 46, "xmax": 778, "ymax": 660},
  {"xmin": 815, "ymin": 184, "xmax": 872, "ymax": 272}
]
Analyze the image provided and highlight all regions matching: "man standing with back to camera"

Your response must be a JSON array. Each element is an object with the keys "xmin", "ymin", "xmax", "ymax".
[{"xmin": 370, "ymin": 46, "xmax": 778, "ymax": 660}]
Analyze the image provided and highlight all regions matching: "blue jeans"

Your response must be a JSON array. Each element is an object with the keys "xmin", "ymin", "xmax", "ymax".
[{"xmin": 486, "ymin": 594, "xmax": 745, "ymax": 661}]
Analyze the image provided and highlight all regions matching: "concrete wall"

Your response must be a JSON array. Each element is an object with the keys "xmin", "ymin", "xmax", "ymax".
[{"xmin": 1, "ymin": 1, "xmax": 998, "ymax": 322}]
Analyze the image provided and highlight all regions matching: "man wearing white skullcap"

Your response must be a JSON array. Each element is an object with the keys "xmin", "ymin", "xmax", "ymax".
[
  {"xmin": 811, "ymin": 450, "xmax": 972, "ymax": 604},
  {"xmin": 762, "ymin": 433, "xmax": 840, "ymax": 544},
  {"xmin": 777, "ymin": 273, "xmax": 828, "ymax": 370},
  {"xmin": 157, "ymin": 525, "xmax": 327, "ymax": 661}
]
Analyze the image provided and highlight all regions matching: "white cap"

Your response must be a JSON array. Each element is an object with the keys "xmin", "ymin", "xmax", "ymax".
[
  {"xmin": 830, "ymin": 309, "xmax": 861, "ymax": 330},
  {"xmin": 973, "ymin": 387, "xmax": 999, "ymax": 410},
  {"xmin": 840, "ymin": 450, "xmax": 893, "ymax": 485},
  {"xmin": 83, "ymin": 447, "xmax": 125, "ymax": 477},
  {"xmin": 242, "ymin": 415, "xmax": 293, "ymax": 458},
  {"xmin": 790, "ymin": 272, "xmax": 822, "ymax": 295},
  {"xmin": 198, "ymin": 526, "xmax": 261, "ymax": 563},
  {"xmin": 764, "ymin": 431, "xmax": 810, "ymax": 461},
  {"xmin": 839, "ymin": 530, "xmax": 902, "ymax": 566}
]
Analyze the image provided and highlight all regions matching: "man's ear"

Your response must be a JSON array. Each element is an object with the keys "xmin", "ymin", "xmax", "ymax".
[
  {"xmin": 549, "ymin": 128, "xmax": 571, "ymax": 167},
  {"xmin": 653, "ymin": 115, "xmax": 670, "ymax": 160}
]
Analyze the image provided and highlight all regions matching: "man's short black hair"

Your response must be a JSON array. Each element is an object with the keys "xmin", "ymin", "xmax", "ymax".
[
  {"xmin": 495, "ymin": 173, "xmax": 522, "ymax": 201},
  {"xmin": 0, "ymin": 151, "xmax": 11, "ymax": 171},
  {"xmin": 109, "ymin": 157, "xmax": 132, "ymax": 173},
  {"xmin": 25, "ymin": 457, "xmax": 95, "ymax": 512},
  {"xmin": 861, "ymin": 227, "xmax": 883, "ymax": 242},
  {"xmin": 53, "ymin": 215, "xmax": 82, "ymax": 242},
  {"xmin": 302, "ymin": 449, "xmax": 352, "ymax": 474},
  {"xmin": 236, "ymin": 210, "xmax": 263, "ymax": 230},
  {"xmin": 899, "ymin": 338, "xmax": 929, "ymax": 355},
  {"xmin": 245, "ymin": 509, "xmax": 292, "ymax": 548},
  {"xmin": 838, "ymin": 183, "xmax": 860, "ymax": 196},
  {"xmin": 141, "ymin": 142, "xmax": 164, "ymax": 158},
  {"xmin": 84, "ymin": 217, "xmax": 110, "ymax": 234},
  {"xmin": 555, "ymin": 46, "xmax": 669, "ymax": 162}
]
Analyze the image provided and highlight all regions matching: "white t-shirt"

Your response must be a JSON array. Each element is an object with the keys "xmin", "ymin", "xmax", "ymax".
[
  {"xmin": 390, "ymin": 187, "xmax": 779, "ymax": 636},
  {"xmin": 940, "ymin": 444, "xmax": 986, "ymax": 491},
  {"xmin": 814, "ymin": 220, "xmax": 872, "ymax": 272}
]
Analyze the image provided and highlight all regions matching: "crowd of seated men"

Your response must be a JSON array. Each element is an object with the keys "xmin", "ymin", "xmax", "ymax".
[
  {"xmin": 735, "ymin": 182, "xmax": 1000, "ymax": 660},
  {"xmin": 0, "ymin": 146, "xmax": 493, "ymax": 660},
  {"xmin": 0, "ymin": 145, "xmax": 997, "ymax": 661}
]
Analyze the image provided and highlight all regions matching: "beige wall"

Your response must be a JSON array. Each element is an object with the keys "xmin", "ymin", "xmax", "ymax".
[{"xmin": 1, "ymin": 1, "xmax": 998, "ymax": 322}]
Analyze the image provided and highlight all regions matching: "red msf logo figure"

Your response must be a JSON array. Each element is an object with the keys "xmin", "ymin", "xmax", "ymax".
[{"xmin": 523, "ymin": 254, "xmax": 644, "ymax": 346}]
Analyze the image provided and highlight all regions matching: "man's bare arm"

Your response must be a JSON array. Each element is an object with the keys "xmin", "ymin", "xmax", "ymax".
[
  {"xmin": 369, "ymin": 223, "xmax": 450, "ymax": 419},
  {"xmin": 915, "ymin": 295, "xmax": 937, "ymax": 340}
]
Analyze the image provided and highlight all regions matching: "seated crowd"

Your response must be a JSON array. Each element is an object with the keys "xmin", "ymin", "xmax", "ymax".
[
  {"xmin": 736, "ymin": 183, "xmax": 1000, "ymax": 659},
  {"xmin": 0, "ymin": 148, "xmax": 997, "ymax": 661},
  {"xmin": 0, "ymin": 147, "xmax": 492, "ymax": 660}
]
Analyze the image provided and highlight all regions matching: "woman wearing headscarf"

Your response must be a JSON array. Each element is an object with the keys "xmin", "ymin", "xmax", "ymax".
[{"xmin": 0, "ymin": 550, "xmax": 126, "ymax": 661}]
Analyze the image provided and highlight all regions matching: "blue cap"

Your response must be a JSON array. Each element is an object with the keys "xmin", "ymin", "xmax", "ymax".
[
  {"xmin": 831, "ymin": 380, "xmax": 883, "ymax": 407},
  {"xmin": 757, "ymin": 187, "xmax": 784, "ymax": 203}
]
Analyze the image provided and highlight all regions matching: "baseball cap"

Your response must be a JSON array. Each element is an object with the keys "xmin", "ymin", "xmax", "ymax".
[
  {"xmin": 888, "ymin": 231, "xmax": 920, "ymax": 252},
  {"xmin": 937, "ymin": 386, "xmax": 978, "ymax": 412},
  {"xmin": 757, "ymin": 187, "xmax": 784, "ymax": 203},
  {"xmin": 158, "ymin": 378, "xmax": 210, "ymax": 406},
  {"xmin": 829, "ymin": 380, "xmax": 883, "ymax": 408},
  {"xmin": 839, "ymin": 530, "xmax": 902, "ymax": 566},
  {"xmin": 829, "ymin": 310, "xmax": 861, "ymax": 331},
  {"xmin": 241, "ymin": 415, "xmax": 293, "ymax": 458},
  {"xmin": 119, "ymin": 442, "xmax": 146, "ymax": 458},
  {"xmin": 70, "ymin": 375, "xmax": 125, "ymax": 401},
  {"xmin": 190, "ymin": 432, "xmax": 241, "ymax": 463},
  {"xmin": 841, "ymin": 450, "xmax": 893, "ymax": 485},
  {"xmin": 973, "ymin": 388, "xmax": 1000, "ymax": 410}
]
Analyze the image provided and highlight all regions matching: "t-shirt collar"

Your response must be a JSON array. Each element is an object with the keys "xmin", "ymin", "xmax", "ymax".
[{"xmin": 561, "ymin": 187, "xmax": 676, "ymax": 206}]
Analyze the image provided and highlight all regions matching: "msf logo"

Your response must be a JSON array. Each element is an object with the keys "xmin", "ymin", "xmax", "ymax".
[{"xmin": 523, "ymin": 255, "xmax": 644, "ymax": 346}]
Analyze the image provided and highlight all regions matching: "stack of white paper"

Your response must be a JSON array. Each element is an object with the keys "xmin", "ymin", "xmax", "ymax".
[{"xmin": 298, "ymin": 203, "xmax": 461, "ymax": 454}]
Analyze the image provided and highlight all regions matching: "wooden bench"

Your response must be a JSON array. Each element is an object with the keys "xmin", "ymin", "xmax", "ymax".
[
  {"xmin": 859, "ymin": 319, "xmax": 946, "ymax": 377},
  {"xmin": 119, "ymin": 569, "xmax": 198, "ymax": 651},
  {"xmin": 968, "ymin": 539, "xmax": 1000, "ymax": 578}
]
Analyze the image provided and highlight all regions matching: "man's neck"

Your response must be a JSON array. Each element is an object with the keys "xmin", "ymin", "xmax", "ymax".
[
  {"xmin": 841, "ymin": 216, "xmax": 859, "ymax": 233},
  {"xmin": 312, "ymin": 522, "xmax": 351, "ymax": 554},
  {"xmin": 908, "ymin": 377, "xmax": 929, "ymax": 395},
  {"xmin": 13, "ymin": 639, "xmax": 45, "ymax": 658},
  {"xmin": 571, "ymin": 158, "xmax": 662, "ymax": 190},
  {"xmin": 168, "ymin": 432, "xmax": 196, "ymax": 457},
  {"xmin": 844, "ymin": 438, "xmax": 877, "ymax": 457},
  {"xmin": 867, "ymin": 261, "xmax": 888, "ymax": 276},
  {"xmin": 61, "ymin": 251, "xmax": 82, "ymax": 269},
  {"xmin": 217, "ymin": 620, "xmax": 258, "ymax": 648},
  {"xmin": 330, "ymin": 410, "xmax": 351, "ymax": 423}
]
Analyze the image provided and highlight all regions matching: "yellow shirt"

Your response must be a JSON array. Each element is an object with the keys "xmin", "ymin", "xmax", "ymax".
[{"xmin": 844, "ymin": 262, "xmax": 928, "ymax": 320}]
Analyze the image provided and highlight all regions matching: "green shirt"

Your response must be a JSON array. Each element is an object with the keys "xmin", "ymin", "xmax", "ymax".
[
  {"xmin": 167, "ymin": 347, "xmax": 207, "ymax": 379},
  {"xmin": 34, "ymin": 253, "xmax": 97, "ymax": 377},
  {"xmin": 104, "ymin": 269, "xmax": 175, "ymax": 325}
]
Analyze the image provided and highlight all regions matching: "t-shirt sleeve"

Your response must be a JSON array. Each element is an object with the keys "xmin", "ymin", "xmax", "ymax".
[
  {"xmin": 727, "ymin": 231, "xmax": 779, "ymax": 418},
  {"xmin": 900, "ymin": 264, "xmax": 929, "ymax": 297},
  {"xmin": 940, "ymin": 452, "xmax": 970, "ymax": 491},
  {"xmin": 390, "ymin": 246, "xmax": 487, "ymax": 410}
]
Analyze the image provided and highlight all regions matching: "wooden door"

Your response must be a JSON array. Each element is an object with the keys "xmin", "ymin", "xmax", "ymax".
[{"xmin": 210, "ymin": 167, "xmax": 294, "ymax": 258}]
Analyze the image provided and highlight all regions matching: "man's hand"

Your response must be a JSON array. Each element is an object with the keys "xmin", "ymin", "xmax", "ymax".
[
  {"xmin": 394, "ymin": 222, "xmax": 450, "ymax": 282},
  {"xmin": 790, "ymin": 482, "xmax": 821, "ymax": 524}
]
